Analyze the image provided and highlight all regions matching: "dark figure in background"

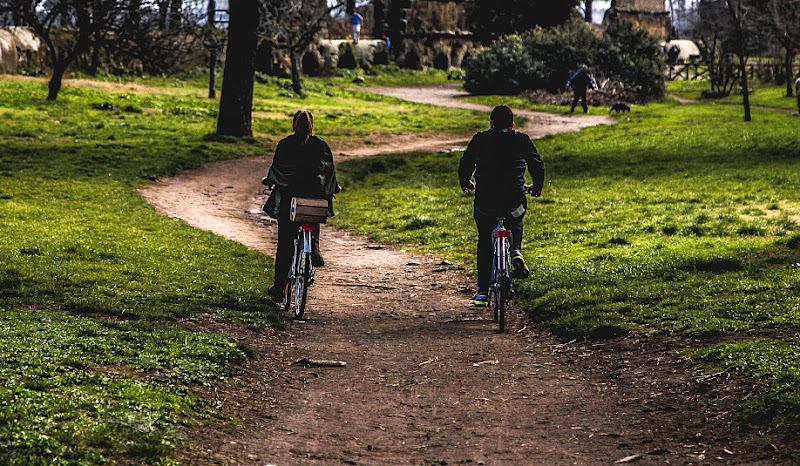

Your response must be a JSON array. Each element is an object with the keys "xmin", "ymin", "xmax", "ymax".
[
  {"xmin": 567, "ymin": 65, "xmax": 597, "ymax": 114},
  {"xmin": 458, "ymin": 105, "xmax": 545, "ymax": 307},
  {"xmin": 262, "ymin": 110, "xmax": 340, "ymax": 303},
  {"xmin": 795, "ymin": 74, "xmax": 800, "ymax": 114}
]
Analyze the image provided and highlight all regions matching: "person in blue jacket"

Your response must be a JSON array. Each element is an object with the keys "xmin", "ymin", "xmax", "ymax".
[{"xmin": 567, "ymin": 65, "xmax": 596, "ymax": 114}]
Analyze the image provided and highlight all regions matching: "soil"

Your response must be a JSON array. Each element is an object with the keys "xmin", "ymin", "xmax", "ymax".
[{"xmin": 137, "ymin": 85, "xmax": 798, "ymax": 465}]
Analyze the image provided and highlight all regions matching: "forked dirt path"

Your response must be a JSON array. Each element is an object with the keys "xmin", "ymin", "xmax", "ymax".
[{"xmin": 139, "ymin": 87, "xmax": 792, "ymax": 465}]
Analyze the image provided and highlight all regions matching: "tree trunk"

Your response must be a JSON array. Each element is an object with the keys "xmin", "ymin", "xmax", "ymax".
[
  {"xmin": 209, "ymin": 47, "xmax": 218, "ymax": 99},
  {"xmin": 207, "ymin": 0, "xmax": 217, "ymax": 99},
  {"xmin": 738, "ymin": 53, "xmax": 751, "ymax": 122},
  {"xmin": 216, "ymin": 0, "xmax": 261, "ymax": 137},
  {"xmin": 47, "ymin": 61, "xmax": 69, "ymax": 100},
  {"xmin": 290, "ymin": 49, "xmax": 303, "ymax": 96},
  {"xmin": 170, "ymin": 0, "xmax": 182, "ymax": 30},
  {"xmin": 726, "ymin": 0, "xmax": 750, "ymax": 121},
  {"xmin": 785, "ymin": 47, "xmax": 794, "ymax": 97},
  {"xmin": 584, "ymin": 0, "xmax": 593, "ymax": 22}
]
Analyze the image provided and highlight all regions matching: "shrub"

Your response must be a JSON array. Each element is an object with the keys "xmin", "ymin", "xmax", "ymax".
[{"xmin": 464, "ymin": 19, "xmax": 665, "ymax": 98}]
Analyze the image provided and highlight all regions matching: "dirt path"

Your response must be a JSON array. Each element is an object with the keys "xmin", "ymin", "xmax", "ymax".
[{"xmin": 138, "ymin": 87, "xmax": 793, "ymax": 465}]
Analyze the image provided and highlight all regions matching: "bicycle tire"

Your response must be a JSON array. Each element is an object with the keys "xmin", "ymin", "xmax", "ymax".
[
  {"xmin": 497, "ymin": 276, "xmax": 507, "ymax": 332},
  {"xmin": 292, "ymin": 250, "xmax": 311, "ymax": 319},
  {"xmin": 283, "ymin": 281, "xmax": 292, "ymax": 314}
]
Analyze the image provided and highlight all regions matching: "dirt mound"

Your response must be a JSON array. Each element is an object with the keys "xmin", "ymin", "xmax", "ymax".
[{"xmin": 525, "ymin": 80, "xmax": 647, "ymax": 108}]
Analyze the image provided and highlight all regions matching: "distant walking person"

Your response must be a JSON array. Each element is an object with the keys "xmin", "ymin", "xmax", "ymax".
[
  {"xmin": 795, "ymin": 73, "xmax": 800, "ymax": 114},
  {"xmin": 567, "ymin": 65, "xmax": 597, "ymax": 114},
  {"xmin": 350, "ymin": 11, "xmax": 363, "ymax": 44}
]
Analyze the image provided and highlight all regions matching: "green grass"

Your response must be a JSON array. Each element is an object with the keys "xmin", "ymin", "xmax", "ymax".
[
  {"xmin": 0, "ymin": 71, "xmax": 488, "ymax": 464},
  {"xmin": 667, "ymin": 79, "xmax": 800, "ymax": 111},
  {"xmin": 331, "ymin": 100, "xmax": 800, "ymax": 424}
]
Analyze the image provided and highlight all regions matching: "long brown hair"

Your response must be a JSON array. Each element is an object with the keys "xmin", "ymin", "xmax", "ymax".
[{"xmin": 292, "ymin": 110, "xmax": 314, "ymax": 142}]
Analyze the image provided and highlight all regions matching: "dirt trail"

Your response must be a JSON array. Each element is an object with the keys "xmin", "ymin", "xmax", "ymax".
[{"xmin": 138, "ymin": 87, "xmax": 791, "ymax": 465}]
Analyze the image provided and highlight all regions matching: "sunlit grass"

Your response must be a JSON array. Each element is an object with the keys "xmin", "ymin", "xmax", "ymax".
[{"xmin": 331, "ymin": 99, "xmax": 800, "ymax": 424}]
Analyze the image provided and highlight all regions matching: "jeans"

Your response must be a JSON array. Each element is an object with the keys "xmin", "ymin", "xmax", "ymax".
[
  {"xmin": 474, "ymin": 207, "xmax": 523, "ymax": 292},
  {"xmin": 571, "ymin": 89, "xmax": 588, "ymax": 113}
]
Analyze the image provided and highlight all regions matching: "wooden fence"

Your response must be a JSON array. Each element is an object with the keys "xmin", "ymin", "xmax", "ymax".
[{"xmin": 668, "ymin": 62, "xmax": 800, "ymax": 82}]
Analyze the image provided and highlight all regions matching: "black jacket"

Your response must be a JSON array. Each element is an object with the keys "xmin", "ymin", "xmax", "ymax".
[
  {"xmin": 263, "ymin": 134, "xmax": 339, "ymax": 218},
  {"xmin": 458, "ymin": 128, "xmax": 545, "ymax": 213}
]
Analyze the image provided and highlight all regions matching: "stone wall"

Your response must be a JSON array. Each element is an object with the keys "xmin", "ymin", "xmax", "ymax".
[
  {"xmin": 0, "ymin": 27, "xmax": 43, "ymax": 74},
  {"xmin": 604, "ymin": 0, "xmax": 671, "ymax": 40}
]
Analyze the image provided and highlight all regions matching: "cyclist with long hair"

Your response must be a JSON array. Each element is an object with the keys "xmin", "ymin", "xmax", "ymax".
[
  {"xmin": 262, "ymin": 110, "xmax": 340, "ymax": 303},
  {"xmin": 458, "ymin": 105, "xmax": 545, "ymax": 307}
]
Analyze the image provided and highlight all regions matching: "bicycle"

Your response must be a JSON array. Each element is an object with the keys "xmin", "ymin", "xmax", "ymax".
[
  {"xmin": 490, "ymin": 218, "xmax": 513, "ymax": 332},
  {"xmin": 487, "ymin": 185, "xmax": 539, "ymax": 332},
  {"xmin": 284, "ymin": 221, "xmax": 315, "ymax": 319}
]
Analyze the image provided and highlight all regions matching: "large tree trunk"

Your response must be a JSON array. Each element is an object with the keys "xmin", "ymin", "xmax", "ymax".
[
  {"xmin": 584, "ymin": 0, "xmax": 593, "ymax": 22},
  {"xmin": 216, "ymin": 0, "xmax": 261, "ymax": 137}
]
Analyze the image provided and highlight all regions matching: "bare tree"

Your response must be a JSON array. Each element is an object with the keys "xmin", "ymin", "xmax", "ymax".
[
  {"xmin": 754, "ymin": 0, "xmax": 800, "ymax": 96},
  {"xmin": 262, "ymin": 0, "xmax": 340, "ymax": 96},
  {"xmin": 726, "ymin": 0, "xmax": 752, "ymax": 121},
  {"xmin": 1, "ymin": 0, "xmax": 124, "ymax": 100},
  {"xmin": 693, "ymin": 0, "xmax": 740, "ymax": 97},
  {"xmin": 205, "ymin": 0, "xmax": 222, "ymax": 99}
]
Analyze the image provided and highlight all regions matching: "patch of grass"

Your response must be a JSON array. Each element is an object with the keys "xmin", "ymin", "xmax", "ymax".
[
  {"xmin": 693, "ymin": 338, "xmax": 800, "ymax": 425},
  {"xmin": 0, "ymin": 71, "xmax": 490, "ymax": 463},
  {"xmin": 0, "ymin": 308, "xmax": 247, "ymax": 465},
  {"xmin": 331, "ymin": 99, "xmax": 800, "ymax": 423},
  {"xmin": 667, "ymin": 79, "xmax": 800, "ymax": 111}
]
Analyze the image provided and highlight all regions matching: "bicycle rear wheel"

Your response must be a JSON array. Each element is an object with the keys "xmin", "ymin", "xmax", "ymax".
[
  {"xmin": 492, "ymin": 277, "xmax": 507, "ymax": 332},
  {"xmin": 291, "ymin": 249, "xmax": 311, "ymax": 319}
]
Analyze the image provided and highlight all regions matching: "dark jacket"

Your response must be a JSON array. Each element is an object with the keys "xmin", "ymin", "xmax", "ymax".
[
  {"xmin": 568, "ymin": 70, "xmax": 596, "ymax": 91},
  {"xmin": 263, "ymin": 134, "xmax": 339, "ymax": 219},
  {"xmin": 458, "ymin": 128, "xmax": 545, "ymax": 213}
]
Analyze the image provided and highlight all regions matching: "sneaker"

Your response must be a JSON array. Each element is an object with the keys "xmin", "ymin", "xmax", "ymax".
[
  {"xmin": 511, "ymin": 253, "xmax": 530, "ymax": 279},
  {"xmin": 267, "ymin": 285, "xmax": 285, "ymax": 303},
  {"xmin": 470, "ymin": 291, "xmax": 489, "ymax": 307},
  {"xmin": 311, "ymin": 251, "xmax": 325, "ymax": 267}
]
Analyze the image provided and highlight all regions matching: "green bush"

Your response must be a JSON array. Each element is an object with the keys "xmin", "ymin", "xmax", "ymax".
[{"xmin": 464, "ymin": 19, "xmax": 665, "ymax": 98}]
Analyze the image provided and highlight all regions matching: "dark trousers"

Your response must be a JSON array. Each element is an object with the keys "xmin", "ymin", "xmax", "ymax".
[
  {"xmin": 474, "ymin": 208, "xmax": 523, "ymax": 291},
  {"xmin": 571, "ymin": 89, "xmax": 588, "ymax": 113},
  {"xmin": 274, "ymin": 208, "xmax": 320, "ymax": 289}
]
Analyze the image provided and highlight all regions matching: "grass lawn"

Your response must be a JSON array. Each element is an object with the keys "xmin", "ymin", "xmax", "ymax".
[
  {"xmin": 0, "ymin": 69, "xmax": 479, "ymax": 464},
  {"xmin": 668, "ymin": 79, "xmax": 800, "ymax": 111},
  {"xmin": 331, "ymin": 96, "xmax": 800, "ymax": 426}
]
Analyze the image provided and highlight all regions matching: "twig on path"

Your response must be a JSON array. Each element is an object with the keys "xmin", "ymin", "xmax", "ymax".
[
  {"xmin": 418, "ymin": 357, "xmax": 439, "ymax": 367},
  {"xmin": 292, "ymin": 357, "xmax": 347, "ymax": 367},
  {"xmin": 473, "ymin": 360, "xmax": 499, "ymax": 367},
  {"xmin": 615, "ymin": 454, "xmax": 642, "ymax": 463},
  {"xmin": 334, "ymin": 282, "xmax": 400, "ymax": 290}
]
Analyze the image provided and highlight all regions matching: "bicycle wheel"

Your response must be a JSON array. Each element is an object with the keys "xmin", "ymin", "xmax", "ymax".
[
  {"xmin": 291, "ymin": 249, "xmax": 311, "ymax": 319},
  {"xmin": 493, "ymin": 277, "xmax": 507, "ymax": 332},
  {"xmin": 498, "ymin": 276, "xmax": 508, "ymax": 332}
]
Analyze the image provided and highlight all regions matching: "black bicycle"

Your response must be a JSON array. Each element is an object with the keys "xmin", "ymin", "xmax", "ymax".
[{"xmin": 284, "ymin": 222, "xmax": 315, "ymax": 319}]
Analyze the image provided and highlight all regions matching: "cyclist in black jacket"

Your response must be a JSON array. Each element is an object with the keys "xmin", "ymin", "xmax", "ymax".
[{"xmin": 458, "ymin": 105, "xmax": 545, "ymax": 307}]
